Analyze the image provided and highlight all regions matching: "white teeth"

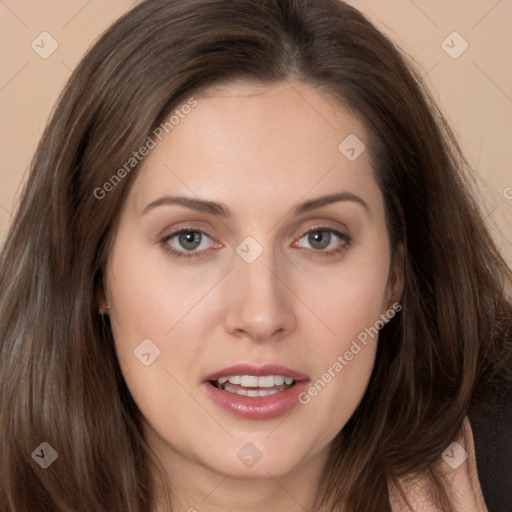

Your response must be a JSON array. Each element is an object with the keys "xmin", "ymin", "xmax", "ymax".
[
  {"xmin": 240, "ymin": 375, "xmax": 258, "ymax": 387},
  {"xmin": 257, "ymin": 375, "xmax": 275, "ymax": 387},
  {"xmin": 215, "ymin": 374, "xmax": 296, "ymax": 388},
  {"xmin": 273, "ymin": 375, "xmax": 285, "ymax": 386},
  {"xmin": 223, "ymin": 383, "xmax": 285, "ymax": 397},
  {"xmin": 257, "ymin": 389, "xmax": 279, "ymax": 396}
]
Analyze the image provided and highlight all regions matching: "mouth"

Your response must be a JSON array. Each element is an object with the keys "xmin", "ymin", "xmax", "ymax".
[
  {"xmin": 211, "ymin": 374, "xmax": 296, "ymax": 397},
  {"xmin": 203, "ymin": 364, "xmax": 309, "ymax": 420}
]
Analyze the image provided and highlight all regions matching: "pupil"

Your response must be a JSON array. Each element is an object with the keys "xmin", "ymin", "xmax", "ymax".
[
  {"xmin": 309, "ymin": 230, "xmax": 330, "ymax": 250},
  {"xmin": 179, "ymin": 231, "xmax": 201, "ymax": 250}
]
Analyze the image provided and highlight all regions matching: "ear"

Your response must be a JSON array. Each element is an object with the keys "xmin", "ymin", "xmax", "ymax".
[
  {"xmin": 96, "ymin": 288, "xmax": 109, "ymax": 315},
  {"xmin": 383, "ymin": 242, "xmax": 404, "ymax": 311}
]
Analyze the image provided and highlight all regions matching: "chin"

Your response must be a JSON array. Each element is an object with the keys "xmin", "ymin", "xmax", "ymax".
[{"xmin": 202, "ymin": 433, "xmax": 319, "ymax": 479}]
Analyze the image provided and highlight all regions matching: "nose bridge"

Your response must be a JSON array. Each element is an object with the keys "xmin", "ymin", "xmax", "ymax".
[
  {"xmin": 239, "ymin": 257, "xmax": 278, "ymax": 302},
  {"xmin": 224, "ymin": 245, "xmax": 295, "ymax": 340}
]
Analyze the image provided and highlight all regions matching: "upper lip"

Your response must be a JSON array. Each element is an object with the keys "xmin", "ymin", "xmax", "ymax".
[{"xmin": 203, "ymin": 363, "xmax": 309, "ymax": 382}]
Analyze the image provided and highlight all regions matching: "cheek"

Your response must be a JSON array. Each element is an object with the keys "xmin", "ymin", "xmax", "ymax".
[
  {"xmin": 106, "ymin": 247, "xmax": 220, "ymax": 457},
  {"xmin": 297, "ymin": 235, "xmax": 391, "ymax": 344},
  {"xmin": 293, "ymin": 286, "xmax": 383, "ymax": 451},
  {"xmin": 105, "ymin": 238, "xmax": 224, "ymax": 416},
  {"xmin": 291, "ymin": 236, "xmax": 391, "ymax": 439},
  {"xmin": 106, "ymin": 235, "xmax": 225, "ymax": 345}
]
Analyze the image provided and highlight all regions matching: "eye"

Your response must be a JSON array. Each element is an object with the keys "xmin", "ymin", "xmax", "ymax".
[
  {"xmin": 294, "ymin": 228, "xmax": 351, "ymax": 254},
  {"xmin": 161, "ymin": 229, "xmax": 216, "ymax": 258}
]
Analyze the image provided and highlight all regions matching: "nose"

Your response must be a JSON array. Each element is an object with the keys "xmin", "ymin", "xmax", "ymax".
[{"xmin": 223, "ymin": 254, "xmax": 296, "ymax": 343}]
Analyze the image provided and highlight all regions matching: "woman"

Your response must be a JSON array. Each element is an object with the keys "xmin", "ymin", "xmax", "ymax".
[{"xmin": 0, "ymin": 0, "xmax": 510, "ymax": 511}]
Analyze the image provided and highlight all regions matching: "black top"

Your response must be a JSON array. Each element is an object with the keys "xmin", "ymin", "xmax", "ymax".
[{"xmin": 468, "ymin": 370, "xmax": 512, "ymax": 512}]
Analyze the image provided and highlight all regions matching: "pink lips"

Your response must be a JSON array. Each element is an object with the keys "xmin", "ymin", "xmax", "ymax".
[{"xmin": 203, "ymin": 363, "xmax": 310, "ymax": 420}]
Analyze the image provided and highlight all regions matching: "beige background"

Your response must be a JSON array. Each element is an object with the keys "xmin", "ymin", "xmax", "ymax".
[{"xmin": 1, "ymin": 0, "xmax": 511, "ymax": 262}]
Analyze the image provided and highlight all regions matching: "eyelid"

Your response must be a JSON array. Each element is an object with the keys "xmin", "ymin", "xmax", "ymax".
[
  {"xmin": 292, "ymin": 225, "xmax": 352, "ymax": 255},
  {"xmin": 295, "ymin": 222, "xmax": 348, "ymax": 238},
  {"xmin": 293, "ymin": 221, "xmax": 350, "ymax": 245},
  {"xmin": 160, "ymin": 227, "xmax": 222, "ymax": 259},
  {"xmin": 159, "ymin": 222, "xmax": 351, "ymax": 260}
]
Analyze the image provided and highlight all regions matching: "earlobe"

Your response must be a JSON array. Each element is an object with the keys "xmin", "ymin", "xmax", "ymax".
[
  {"xmin": 385, "ymin": 242, "xmax": 405, "ymax": 310},
  {"xmin": 99, "ymin": 303, "xmax": 110, "ymax": 315},
  {"xmin": 96, "ymin": 289, "xmax": 110, "ymax": 315}
]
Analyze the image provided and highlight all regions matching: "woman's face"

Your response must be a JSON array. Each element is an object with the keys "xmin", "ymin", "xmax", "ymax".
[{"xmin": 105, "ymin": 81, "xmax": 402, "ymax": 485}]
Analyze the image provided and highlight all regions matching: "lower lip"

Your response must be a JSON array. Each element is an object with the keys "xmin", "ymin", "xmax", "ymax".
[{"xmin": 202, "ymin": 380, "xmax": 310, "ymax": 420}]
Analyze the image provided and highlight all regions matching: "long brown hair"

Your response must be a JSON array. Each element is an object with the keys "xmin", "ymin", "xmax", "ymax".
[{"xmin": 1, "ymin": 1, "xmax": 511, "ymax": 510}]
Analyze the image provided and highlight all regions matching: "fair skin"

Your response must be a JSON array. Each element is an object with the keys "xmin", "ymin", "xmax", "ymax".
[
  {"xmin": 389, "ymin": 418, "xmax": 487, "ymax": 511},
  {"xmin": 105, "ymin": 80, "xmax": 492, "ymax": 512}
]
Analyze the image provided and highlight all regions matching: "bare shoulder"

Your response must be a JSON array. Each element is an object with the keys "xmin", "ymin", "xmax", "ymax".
[{"xmin": 389, "ymin": 416, "xmax": 487, "ymax": 512}]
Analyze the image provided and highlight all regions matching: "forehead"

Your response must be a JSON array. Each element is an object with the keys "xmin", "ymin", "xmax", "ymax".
[{"xmin": 129, "ymin": 81, "xmax": 381, "ymax": 214}]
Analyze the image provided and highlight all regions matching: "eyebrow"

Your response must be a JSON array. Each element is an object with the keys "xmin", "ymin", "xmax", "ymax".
[
  {"xmin": 141, "ymin": 192, "xmax": 370, "ymax": 217},
  {"xmin": 142, "ymin": 196, "xmax": 230, "ymax": 217},
  {"xmin": 293, "ymin": 192, "xmax": 370, "ymax": 215}
]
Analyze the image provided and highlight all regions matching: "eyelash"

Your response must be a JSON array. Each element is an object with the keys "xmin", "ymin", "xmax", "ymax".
[
  {"xmin": 160, "ymin": 228, "xmax": 215, "ymax": 260},
  {"xmin": 294, "ymin": 226, "xmax": 352, "ymax": 258},
  {"xmin": 160, "ymin": 226, "xmax": 352, "ymax": 260}
]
